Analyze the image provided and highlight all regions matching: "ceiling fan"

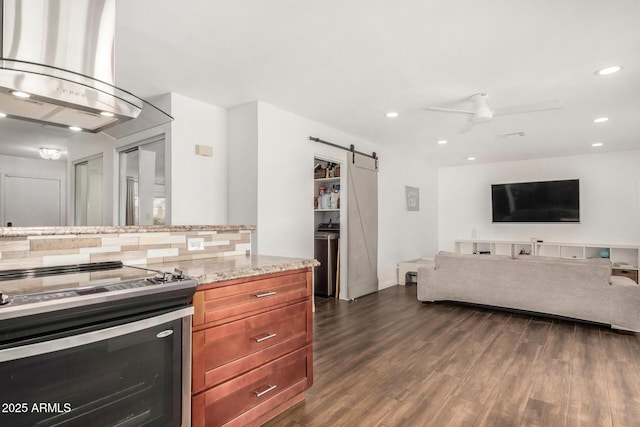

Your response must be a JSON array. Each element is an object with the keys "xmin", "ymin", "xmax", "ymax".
[{"xmin": 425, "ymin": 93, "xmax": 562, "ymax": 133}]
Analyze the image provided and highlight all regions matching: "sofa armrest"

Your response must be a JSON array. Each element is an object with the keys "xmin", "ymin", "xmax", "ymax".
[
  {"xmin": 609, "ymin": 276, "xmax": 640, "ymax": 332},
  {"xmin": 417, "ymin": 265, "xmax": 436, "ymax": 301}
]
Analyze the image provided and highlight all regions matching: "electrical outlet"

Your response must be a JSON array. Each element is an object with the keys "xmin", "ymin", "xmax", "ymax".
[{"xmin": 187, "ymin": 238, "xmax": 205, "ymax": 251}]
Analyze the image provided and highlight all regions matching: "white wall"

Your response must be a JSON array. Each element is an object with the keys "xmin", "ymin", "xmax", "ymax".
[
  {"xmin": 438, "ymin": 150, "xmax": 640, "ymax": 250},
  {"xmin": 68, "ymin": 93, "xmax": 227, "ymax": 226},
  {"xmin": 169, "ymin": 93, "xmax": 228, "ymax": 225},
  {"xmin": 230, "ymin": 101, "xmax": 438, "ymax": 291},
  {"xmin": 228, "ymin": 102, "xmax": 259, "ymax": 252}
]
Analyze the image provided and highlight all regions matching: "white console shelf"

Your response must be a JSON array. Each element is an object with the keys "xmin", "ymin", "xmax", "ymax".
[{"xmin": 454, "ymin": 239, "xmax": 640, "ymax": 277}]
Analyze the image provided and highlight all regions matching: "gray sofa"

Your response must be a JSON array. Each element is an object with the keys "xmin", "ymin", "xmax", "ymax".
[{"xmin": 417, "ymin": 251, "xmax": 640, "ymax": 332}]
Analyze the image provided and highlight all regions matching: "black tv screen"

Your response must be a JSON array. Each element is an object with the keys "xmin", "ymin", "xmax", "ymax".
[{"xmin": 491, "ymin": 179, "xmax": 580, "ymax": 223}]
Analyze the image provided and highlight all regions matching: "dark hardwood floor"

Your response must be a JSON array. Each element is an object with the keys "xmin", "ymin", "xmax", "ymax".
[{"xmin": 263, "ymin": 285, "xmax": 640, "ymax": 427}]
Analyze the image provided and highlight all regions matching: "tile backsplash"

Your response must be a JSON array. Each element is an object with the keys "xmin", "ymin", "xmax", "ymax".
[{"xmin": 0, "ymin": 229, "xmax": 252, "ymax": 270}]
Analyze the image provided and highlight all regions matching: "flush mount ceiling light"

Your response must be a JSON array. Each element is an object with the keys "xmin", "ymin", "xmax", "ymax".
[
  {"xmin": 39, "ymin": 148, "xmax": 62, "ymax": 160},
  {"xmin": 68, "ymin": 126, "xmax": 83, "ymax": 131},
  {"xmin": 12, "ymin": 90, "xmax": 31, "ymax": 98},
  {"xmin": 593, "ymin": 117, "xmax": 609, "ymax": 123},
  {"xmin": 437, "ymin": 140, "xmax": 447, "ymax": 145},
  {"xmin": 591, "ymin": 142, "xmax": 604, "ymax": 147},
  {"xmin": 385, "ymin": 111, "xmax": 399, "ymax": 118},
  {"xmin": 596, "ymin": 66, "xmax": 622, "ymax": 75},
  {"xmin": 467, "ymin": 156, "xmax": 476, "ymax": 161}
]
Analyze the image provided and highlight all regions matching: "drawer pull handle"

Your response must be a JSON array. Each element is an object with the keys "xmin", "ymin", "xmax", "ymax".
[
  {"xmin": 253, "ymin": 333, "xmax": 277, "ymax": 343},
  {"xmin": 254, "ymin": 384, "xmax": 277, "ymax": 398},
  {"xmin": 255, "ymin": 291, "xmax": 277, "ymax": 298}
]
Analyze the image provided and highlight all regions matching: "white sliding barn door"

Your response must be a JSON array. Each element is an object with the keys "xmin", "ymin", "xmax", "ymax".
[{"xmin": 347, "ymin": 153, "xmax": 379, "ymax": 299}]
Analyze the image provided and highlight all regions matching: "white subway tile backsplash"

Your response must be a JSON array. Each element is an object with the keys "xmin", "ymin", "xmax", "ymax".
[
  {"xmin": 205, "ymin": 240, "xmax": 230, "ymax": 247},
  {"xmin": 235, "ymin": 243, "xmax": 251, "ymax": 252},
  {"xmin": 80, "ymin": 246, "xmax": 121, "ymax": 254},
  {"xmin": 125, "ymin": 258, "xmax": 148, "ymax": 266},
  {"xmin": 27, "ymin": 235, "xmax": 78, "ymax": 240},
  {"xmin": 1, "ymin": 228, "xmax": 251, "ymax": 269},
  {"xmin": 147, "ymin": 248, "xmax": 180, "ymax": 258},
  {"xmin": 43, "ymin": 272, "xmax": 91, "ymax": 287},
  {"xmin": 139, "ymin": 235, "xmax": 186, "ymax": 246},
  {"xmin": 43, "ymin": 254, "xmax": 91, "ymax": 266}
]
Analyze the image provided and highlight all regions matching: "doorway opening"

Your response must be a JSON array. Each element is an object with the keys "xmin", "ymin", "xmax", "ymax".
[{"xmin": 118, "ymin": 137, "xmax": 167, "ymax": 226}]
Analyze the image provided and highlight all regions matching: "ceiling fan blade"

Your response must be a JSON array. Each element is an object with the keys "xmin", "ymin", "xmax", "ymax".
[
  {"xmin": 424, "ymin": 106, "xmax": 475, "ymax": 115},
  {"xmin": 458, "ymin": 119, "xmax": 476, "ymax": 134},
  {"xmin": 493, "ymin": 99, "xmax": 562, "ymax": 116}
]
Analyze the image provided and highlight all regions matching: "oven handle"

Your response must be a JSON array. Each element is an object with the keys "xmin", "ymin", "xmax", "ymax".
[{"xmin": 0, "ymin": 306, "xmax": 194, "ymax": 363}]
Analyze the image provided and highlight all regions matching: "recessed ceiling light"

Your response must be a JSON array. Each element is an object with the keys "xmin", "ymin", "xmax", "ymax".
[
  {"xmin": 591, "ymin": 142, "xmax": 603, "ymax": 147},
  {"xmin": 69, "ymin": 126, "xmax": 83, "ymax": 132},
  {"xmin": 0, "ymin": 112, "xmax": 6, "ymax": 118},
  {"xmin": 385, "ymin": 112, "xmax": 399, "ymax": 118},
  {"xmin": 596, "ymin": 66, "xmax": 622, "ymax": 75},
  {"xmin": 100, "ymin": 111, "xmax": 115, "ymax": 117},
  {"xmin": 12, "ymin": 91, "xmax": 31, "ymax": 98},
  {"xmin": 437, "ymin": 140, "xmax": 447, "ymax": 145},
  {"xmin": 467, "ymin": 156, "xmax": 476, "ymax": 161},
  {"xmin": 593, "ymin": 117, "xmax": 609, "ymax": 123}
]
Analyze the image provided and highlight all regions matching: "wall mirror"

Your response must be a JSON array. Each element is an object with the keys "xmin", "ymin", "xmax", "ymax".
[{"xmin": 0, "ymin": 117, "xmax": 169, "ymax": 227}]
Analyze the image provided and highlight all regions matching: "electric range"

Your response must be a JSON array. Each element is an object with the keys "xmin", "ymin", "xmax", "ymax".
[{"xmin": 0, "ymin": 261, "xmax": 197, "ymax": 426}]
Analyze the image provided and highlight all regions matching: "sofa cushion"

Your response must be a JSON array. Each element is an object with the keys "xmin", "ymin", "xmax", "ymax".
[
  {"xmin": 418, "ymin": 250, "xmax": 640, "ymax": 331},
  {"xmin": 514, "ymin": 255, "xmax": 613, "ymax": 283}
]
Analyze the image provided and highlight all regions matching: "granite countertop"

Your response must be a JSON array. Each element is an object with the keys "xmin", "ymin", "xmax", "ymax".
[
  {"xmin": 0, "ymin": 225, "xmax": 255, "ymax": 238},
  {"xmin": 154, "ymin": 254, "xmax": 320, "ymax": 285}
]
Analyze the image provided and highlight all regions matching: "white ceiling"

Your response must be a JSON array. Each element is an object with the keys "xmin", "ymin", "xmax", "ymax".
[
  {"xmin": 113, "ymin": 0, "xmax": 640, "ymax": 167},
  {"xmin": 3, "ymin": 1, "xmax": 639, "ymax": 167}
]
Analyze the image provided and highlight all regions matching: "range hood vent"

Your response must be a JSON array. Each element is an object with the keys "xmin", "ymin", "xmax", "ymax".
[{"xmin": 0, "ymin": 0, "xmax": 171, "ymax": 138}]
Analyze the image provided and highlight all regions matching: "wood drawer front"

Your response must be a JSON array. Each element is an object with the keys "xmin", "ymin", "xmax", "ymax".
[
  {"xmin": 196, "ymin": 347, "xmax": 309, "ymax": 427},
  {"xmin": 196, "ymin": 272, "xmax": 309, "ymax": 327},
  {"xmin": 613, "ymin": 268, "xmax": 639, "ymax": 283},
  {"xmin": 192, "ymin": 301, "xmax": 311, "ymax": 392}
]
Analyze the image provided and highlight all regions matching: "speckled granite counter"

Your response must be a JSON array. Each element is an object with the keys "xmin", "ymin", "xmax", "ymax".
[
  {"xmin": 0, "ymin": 224, "xmax": 255, "ymax": 238},
  {"xmin": 154, "ymin": 254, "xmax": 319, "ymax": 285}
]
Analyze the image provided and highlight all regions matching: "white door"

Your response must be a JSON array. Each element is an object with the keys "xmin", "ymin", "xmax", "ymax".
[
  {"xmin": 347, "ymin": 153, "xmax": 379, "ymax": 299},
  {"xmin": 3, "ymin": 175, "xmax": 62, "ymax": 226}
]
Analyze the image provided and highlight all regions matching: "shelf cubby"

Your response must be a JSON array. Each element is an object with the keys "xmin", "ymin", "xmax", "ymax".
[
  {"xmin": 453, "ymin": 240, "xmax": 639, "ymax": 272},
  {"xmin": 559, "ymin": 245, "xmax": 584, "ymax": 259},
  {"xmin": 537, "ymin": 244, "xmax": 560, "ymax": 257}
]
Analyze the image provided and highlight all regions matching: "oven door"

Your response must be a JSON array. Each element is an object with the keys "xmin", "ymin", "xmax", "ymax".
[{"xmin": 0, "ymin": 307, "xmax": 193, "ymax": 427}]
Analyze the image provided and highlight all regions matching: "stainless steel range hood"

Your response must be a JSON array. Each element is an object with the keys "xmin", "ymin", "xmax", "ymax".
[{"xmin": 0, "ymin": 0, "xmax": 172, "ymax": 138}]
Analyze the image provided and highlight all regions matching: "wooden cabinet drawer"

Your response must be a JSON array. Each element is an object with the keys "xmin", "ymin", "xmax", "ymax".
[
  {"xmin": 192, "ymin": 300, "xmax": 311, "ymax": 392},
  {"xmin": 193, "ymin": 270, "xmax": 309, "ymax": 327},
  {"xmin": 613, "ymin": 268, "xmax": 639, "ymax": 283},
  {"xmin": 192, "ymin": 346, "xmax": 311, "ymax": 427}
]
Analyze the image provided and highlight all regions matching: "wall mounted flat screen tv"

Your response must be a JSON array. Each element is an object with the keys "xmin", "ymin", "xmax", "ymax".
[{"xmin": 491, "ymin": 179, "xmax": 580, "ymax": 223}]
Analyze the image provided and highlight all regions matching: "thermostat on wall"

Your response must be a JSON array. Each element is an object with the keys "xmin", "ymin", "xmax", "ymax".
[{"xmin": 195, "ymin": 144, "xmax": 213, "ymax": 156}]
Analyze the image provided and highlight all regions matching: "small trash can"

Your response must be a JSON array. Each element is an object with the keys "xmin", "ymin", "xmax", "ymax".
[{"xmin": 405, "ymin": 271, "xmax": 417, "ymax": 285}]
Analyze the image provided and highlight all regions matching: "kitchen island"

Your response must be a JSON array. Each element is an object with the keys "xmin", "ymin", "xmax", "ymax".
[
  {"xmin": 0, "ymin": 225, "xmax": 318, "ymax": 427},
  {"xmin": 180, "ymin": 256, "xmax": 317, "ymax": 427}
]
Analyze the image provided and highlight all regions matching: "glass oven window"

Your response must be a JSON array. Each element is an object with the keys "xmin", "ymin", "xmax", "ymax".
[{"xmin": 0, "ymin": 317, "xmax": 182, "ymax": 427}]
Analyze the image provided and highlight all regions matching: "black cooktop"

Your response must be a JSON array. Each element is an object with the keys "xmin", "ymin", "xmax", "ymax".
[
  {"xmin": 0, "ymin": 261, "xmax": 197, "ymax": 345},
  {"xmin": 0, "ymin": 261, "xmax": 167, "ymax": 297}
]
